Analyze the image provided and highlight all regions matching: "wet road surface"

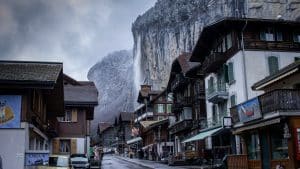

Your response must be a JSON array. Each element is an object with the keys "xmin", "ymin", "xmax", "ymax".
[{"xmin": 101, "ymin": 154, "xmax": 150, "ymax": 169}]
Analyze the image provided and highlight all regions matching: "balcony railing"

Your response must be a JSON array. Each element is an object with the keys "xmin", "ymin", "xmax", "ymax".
[
  {"xmin": 259, "ymin": 89, "xmax": 300, "ymax": 114},
  {"xmin": 206, "ymin": 82, "xmax": 228, "ymax": 103},
  {"xmin": 169, "ymin": 119, "xmax": 193, "ymax": 135},
  {"xmin": 202, "ymin": 52, "xmax": 227, "ymax": 73},
  {"xmin": 171, "ymin": 74, "xmax": 188, "ymax": 91},
  {"xmin": 134, "ymin": 112, "xmax": 154, "ymax": 123},
  {"xmin": 244, "ymin": 40, "xmax": 300, "ymax": 51},
  {"xmin": 230, "ymin": 89, "xmax": 300, "ymax": 124},
  {"xmin": 192, "ymin": 118, "xmax": 207, "ymax": 130}
]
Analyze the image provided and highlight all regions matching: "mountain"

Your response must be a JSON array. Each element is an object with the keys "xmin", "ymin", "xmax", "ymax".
[
  {"xmin": 132, "ymin": 0, "xmax": 300, "ymax": 90},
  {"xmin": 87, "ymin": 50, "xmax": 135, "ymax": 132}
]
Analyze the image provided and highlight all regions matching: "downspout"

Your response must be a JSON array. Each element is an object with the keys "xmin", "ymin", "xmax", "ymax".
[{"xmin": 241, "ymin": 20, "xmax": 249, "ymax": 100}]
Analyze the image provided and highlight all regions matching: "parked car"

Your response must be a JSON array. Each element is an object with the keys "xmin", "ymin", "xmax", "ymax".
[
  {"xmin": 70, "ymin": 154, "xmax": 90, "ymax": 169},
  {"xmin": 37, "ymin": 155, "xmax": 71, "ymax": 169}
]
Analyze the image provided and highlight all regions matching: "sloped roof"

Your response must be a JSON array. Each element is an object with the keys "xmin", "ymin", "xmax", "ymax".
[
  {"xmin": 64, "ymin": 83, "xmax": 98, "ymax": 106},
  {"xmin": 252, "ymin": 61, "xmax": 300, "ymax": 90},
  {"xmin": 120, "ymin": 112, "xmax": 132, "ymax": 122},
  {"xmin": 98, "ymin": 122, "xmax": 112, "ymax": 134},
  {"xmin": 139, "ymin": 120, "xmax": 158, "ymax": 128},
  {"xmin": 177, "ymin": 53, "xmax": 200, "ymax": 75},
  {"xmin": 0, "ymin": 61, "xmax": 62, "ymax": 88}
]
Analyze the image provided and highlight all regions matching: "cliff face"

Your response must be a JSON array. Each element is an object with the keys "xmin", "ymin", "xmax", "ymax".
[
  {"xmin": 88, "ymin": 50, "xmax": 135, "ymax": 128},
  {"xmin": 132, "ymin": 0, "xmax": 300, "ymax": 91}
]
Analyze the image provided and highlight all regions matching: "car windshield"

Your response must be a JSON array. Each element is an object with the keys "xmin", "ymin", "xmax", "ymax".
[
  {"xmin": 48, "ymin": 157, "xmax": 69, "ymax": 167},
  {"xmin": 70, "ymin": 154, "xmax": 87, "ymax": 158}
]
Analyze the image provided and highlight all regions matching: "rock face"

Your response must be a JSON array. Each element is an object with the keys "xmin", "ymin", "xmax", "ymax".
[
  {"xmin": 132, "ymin": 0, "xmax": 300, "ymax": 91},
  {"xmin": 88, "ymin": 50, "xmax": 135, "ymax": 127}
]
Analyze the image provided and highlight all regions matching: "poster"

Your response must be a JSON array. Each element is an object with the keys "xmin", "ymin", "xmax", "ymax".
[
  {"xmin": 25, "ymin": 153, "xmax": 49, "ymax": 166},
  {"xmin": 237, "ymin": 97, "xmax": 262, "ymax": 123},
  {"xmin": 0, "ymin": 95, "xmax": 22, "ymax": 128}
]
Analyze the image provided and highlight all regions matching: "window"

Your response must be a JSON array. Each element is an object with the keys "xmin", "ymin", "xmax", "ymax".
[
  {"xmin": 58, "ymin": 109, "xmax": 77, "ymax": 122},
  {"xmin": 230, "ymin": 95, "xmax": 236, "ymax": 107},
  {"xmin": 227, "ymin": 62, "xmax": 235, "ymax": 83},
  {"xmin": 212, "ymin": 104, "xmax": 218, "ymax": 125},
  {"xmin": 59, "ymin": 140, "xmax": 70, "ymax": 153},
  {"xmin": 295, "ymin": 57, "xmax": 300, "ymax": 62},
  {"xmin": 260, "ymin": 28, "xmax": 282, "ymax": 42},
  {"xmin": 226, "ymin": 33, "xmax": 232, "ymax": 49},
  {"xmin": 245, "ymin": 132, "xmax": 261, "ymax": 160},
  {"xmin": 270, "ymin": 124, "xmax": 288, "ymax": 160},
  {"xmin": 157, "ymin": 104, "xmax": 164, "ymax": 113},
  {"xmin": 268, "ymin": 56, "xmax": 279, "ymax": 75},
  {"xmin": 293, "ymin": 33, "xmax": 300, "ymax": 43},
  {"xmin": 166, "ymin": 104, "xmax": 172, "ymax": 114}
]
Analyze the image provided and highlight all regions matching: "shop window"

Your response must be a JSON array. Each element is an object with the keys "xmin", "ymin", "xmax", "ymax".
[
  {"xmin": 270, "ymin": 125, "xmax": 288, "ymax": 159},
  {"xmin": 59, "ymin": 140, "xmax": 70, "ymax": 153},
  {"xmin": 268, "ymin": 56, "xmax": 279, "ymax": 75},
  {"xmin": 245, "ymin": 132, "xmax": 261, "ymax": 160}
]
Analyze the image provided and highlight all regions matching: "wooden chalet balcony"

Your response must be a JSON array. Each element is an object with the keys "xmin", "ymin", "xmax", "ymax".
[
  {"xmin": 202, "ymin": 52, "xmax": 227, "ymax": 73},
  {"xmin": 181, "ymin": 96, "xmax": 194, "ymax": 106},
  {"xmin": 259, "ymin": 89, "xmax": 300, "ymax": 115},
  {"xmin": 244, "ymin": 40, "xmax": 300, "ymax": 51},
  {"xmin": 206, "ymin": 83, "xmax": 228, "ymax": 103},
  {"xmin": 230, "ymin": 89, "xmax": 300, "ymax": 124},
  {"xmin": 171, "ymin": 102, "xmax": 183, "ymax": 113},
  {"xmin": 192, "ymin": 118, "xmax": 207, "ymax": 130},
  {"xmin": 169, "ymin": 119, "xmax": 193, "ymax": 135},
  {"xmin": 171, "ymin": 74, "xmax": 188, "ymax": 91}
]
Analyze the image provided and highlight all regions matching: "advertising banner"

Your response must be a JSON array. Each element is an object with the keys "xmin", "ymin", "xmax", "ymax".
[
  {"xmin": 0, "ymin": 95, "xmax": 22, "ymax": 128},
  {"xmin": 237, "ymin": 97, "xmax": 262, "ymax": 123}
]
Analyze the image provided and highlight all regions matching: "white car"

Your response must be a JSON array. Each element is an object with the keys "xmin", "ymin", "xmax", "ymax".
[{"xmin": 70, "ymin": 154, "xmax": 90, "ymax": 169}]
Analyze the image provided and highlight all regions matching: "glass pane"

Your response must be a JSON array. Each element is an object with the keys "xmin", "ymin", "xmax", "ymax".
[
  {"xmin": 271, "ymin": 125, "xmax": 289, "ymax": 159},
  {"xmin": 226, "ymin": 33, "xmax": 232, "ymax": 49},
  {"xmin": 245, "ymin": 133, "xmax": 261, "ymax": 160}
]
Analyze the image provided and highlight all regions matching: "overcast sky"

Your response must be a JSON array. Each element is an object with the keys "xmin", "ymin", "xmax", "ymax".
[{"xmin": 0, "ymin": 0, "xmax": 156, "ymax": 80}]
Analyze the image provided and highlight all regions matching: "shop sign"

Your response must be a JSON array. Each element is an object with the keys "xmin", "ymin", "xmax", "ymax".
[
  {"xmin": 237, "ymin": 97, "xmax": 262, "ymax": 123},
  {"xmin": 0, "ymin": 95, "xmax": 22, "ymax": 128}
]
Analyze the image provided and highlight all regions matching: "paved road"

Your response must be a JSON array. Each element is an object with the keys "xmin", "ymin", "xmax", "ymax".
[{"xmin": 101, "ymin": 154, "xmax": 151, "ymax": 169}]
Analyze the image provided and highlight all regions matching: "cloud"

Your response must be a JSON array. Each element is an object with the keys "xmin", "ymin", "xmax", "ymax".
[{"xmin": 0, "ymin": 0, "xmax": 156, "ymax": 80}]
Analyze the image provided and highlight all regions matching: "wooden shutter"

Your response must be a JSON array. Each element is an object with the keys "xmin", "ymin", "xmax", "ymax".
[
  {"xmin": 71, "ymin": 109, "xmax": 77, "ymax": 122},
  {"xmin": 228, "ymin": 62, "xmax": 234, "ymax": 83},
  {"xmin": 230, "ymin": 95, "xmax": 236, "ymax": 107},
  {"xmin": 71, "ymin": 139, "xmax": 77, "ymax": 154},
  {"xmin": 52, "ymin": 138, "xmax": 59, "ymax": 154},
  {"xmin": 268, "ymin": 56, "xmax": 279, "ymax": 75}
]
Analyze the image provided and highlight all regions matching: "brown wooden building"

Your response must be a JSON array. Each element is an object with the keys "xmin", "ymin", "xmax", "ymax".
[
  {"xmin": 52, "ymin": 74, "xmax": 98, "ymax": 156},
  {"xmin": 0, "ymin": 61, "xmax": 64, "ymax": 169},
  {"xmin": 167, "ymin": 53, "xmax": 207, "ymax": 163}
]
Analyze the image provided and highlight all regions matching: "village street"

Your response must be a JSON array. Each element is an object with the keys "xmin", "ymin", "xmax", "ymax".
[{"xmin": 101, "ymin": 154, "xmax": 150, "ymax": 169}]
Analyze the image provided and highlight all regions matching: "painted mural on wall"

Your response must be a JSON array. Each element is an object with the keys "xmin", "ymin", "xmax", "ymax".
[
  {"xmin": 25, "ymin": 153, "xmax": 49, "ymax": 166},
  {"xmin": 237, "ymin": 97, "xmax": 262, "ymax": 123},
  {"xmin": 0, "ymin": 95, "xmax": 22, "ymax": 128}
]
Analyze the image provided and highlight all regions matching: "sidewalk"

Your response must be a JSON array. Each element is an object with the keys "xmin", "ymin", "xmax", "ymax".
[{"xmin": 115, "ymin": 155, "xmax": 213, "ymax": 169}]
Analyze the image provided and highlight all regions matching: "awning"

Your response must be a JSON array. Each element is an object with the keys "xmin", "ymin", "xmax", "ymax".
[
  {"xmin": 182, "ymin": 127, "xmax": 223, "ymax": 143},
  {"xmin": 233, "ymin": 118, "xmax": 281, "ymax": 134},
  {"xmin": 126, "ymin": 137, "xmax": 142, "ymax": 145}
]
